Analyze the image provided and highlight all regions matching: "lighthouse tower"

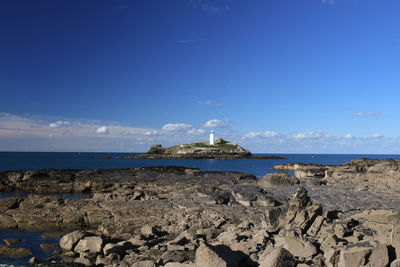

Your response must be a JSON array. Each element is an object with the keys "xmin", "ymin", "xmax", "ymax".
[{"xmin": 209, "ymin": 130, "xmax": 215, "ymax": 145}]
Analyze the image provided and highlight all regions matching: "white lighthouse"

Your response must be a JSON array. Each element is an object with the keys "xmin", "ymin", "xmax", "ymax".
[{"xmin": 209, "ymin": 130, "xmax": 215, "ymax": 145}]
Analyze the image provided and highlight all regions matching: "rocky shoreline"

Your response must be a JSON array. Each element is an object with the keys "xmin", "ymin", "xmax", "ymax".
[{"xmin": 1, "ymin": 159, "xmax": 400, "ymax": 266}]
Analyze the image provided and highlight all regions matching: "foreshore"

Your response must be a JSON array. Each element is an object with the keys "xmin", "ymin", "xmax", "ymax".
[{"xmin": 1, "ymin": 159, "xmax": 400, "ymax": 266}]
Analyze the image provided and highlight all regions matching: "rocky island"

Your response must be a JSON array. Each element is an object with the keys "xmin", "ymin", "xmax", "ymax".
[
  {"xmin": 1, "ymin": 159, "xmax": 400, "ymax": 266},
  {"xmin": 127, "ymin": 139, "xmax": 286, "ymax": 160}
]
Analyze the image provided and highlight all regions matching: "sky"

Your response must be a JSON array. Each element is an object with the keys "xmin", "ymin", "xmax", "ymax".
[{"xmin": 1, "ymin": 0, "xmax": 400, "ymax": 153}]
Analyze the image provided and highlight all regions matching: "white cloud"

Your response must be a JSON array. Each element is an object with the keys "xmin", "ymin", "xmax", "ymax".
[
  {"xmin": 202, "ymin": 119, "xmax": 229, "ymax": 128},
  {"xmin": 372, "ymin": 133, "xmax": 383, "ymax": 138},
  {"xmin": 344, "ymin": 134, "xmax": 353, "ymax": 139},
  {"xmin": 96, "ymin": 126, "xmax": 109, "ymax": 135},
  {"xmin": 161, "ymin": 123, "xmax": 192, "ymax": 132},
  {"xmin": 187, "ymin": 128, "xmax": 206, "ymax": 135},
  {"xmin": 49, "ymin": 121, "xmax": 70, "ymax": 128},
  {"xmin": 322, "ymin": 0, "xmax": 334, "ymax": 4},
  {"xmin": 199, "ymin": 100, "xmax": 212, "ymax": 105},
  {"xmin": 292, "ymin": 131, "xmax": 325, "ymax": 139},
  {"xmin": 351, "ymin": 112, "xmax": 381, "ymax": 117},
  {"xmin": 245, "ymin": 131, "xmax": 278, "ymax": 138}
]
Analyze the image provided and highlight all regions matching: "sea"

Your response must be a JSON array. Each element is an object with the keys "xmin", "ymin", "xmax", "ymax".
[
  {"xmin": 1, "ymin": 152, "xmax": 400, "ymax": 265},
  {"xmin": 1, "ymin": 152, "xmax": 400, "ymax": 177}
]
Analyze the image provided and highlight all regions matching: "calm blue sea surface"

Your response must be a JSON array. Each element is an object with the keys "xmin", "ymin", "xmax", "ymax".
[{"xmin": 1, "ymin": 152, "xmax": 400, "ymax": 177}]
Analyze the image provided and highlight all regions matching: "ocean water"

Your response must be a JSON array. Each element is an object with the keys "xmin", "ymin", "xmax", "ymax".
[{"xmin": 1, "ymin": 152, "xmax": 400, "ymax": 177}]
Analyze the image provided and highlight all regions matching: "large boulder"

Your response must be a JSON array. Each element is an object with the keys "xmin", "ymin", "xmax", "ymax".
[
  {"xmin": 195, "ymin": 241, "xmax": 243, "ymax": 267},
  {"xmin": 259, "ymin": 247, "xmax": 296, "ymax": 267},
  {"xmin": 74, "ymin": 236, "xmax": 104, "ymax": 254},
  {"xmin": 338, "ymin": 244, "xmax": 389, "ymax": 267},
  {"xmin": 60, "ymin": 230, "xmax": 91, "ymax": 251},
  {"xmin": 278, "ymin": 231, "xmax": 317, "ymax": 259}
]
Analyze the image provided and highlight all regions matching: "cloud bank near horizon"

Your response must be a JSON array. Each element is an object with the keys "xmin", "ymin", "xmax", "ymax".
[{"xmin": 0, "ymin": 112, "xmax": 397, "ymax": 153}]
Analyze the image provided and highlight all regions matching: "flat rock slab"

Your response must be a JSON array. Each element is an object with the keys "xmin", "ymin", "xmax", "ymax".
[
  {"xmin": 0, "ymin": 244, "xmax": 32, "ymax": 258},
  {"xmin": 3, "ymin": 238, "xmax": 22, "ymax": 246}
]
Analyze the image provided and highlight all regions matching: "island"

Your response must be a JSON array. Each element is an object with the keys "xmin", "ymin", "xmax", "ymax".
[{"xmin": 125, "ymin": 138, "xmax": 287, "ymax": 160}]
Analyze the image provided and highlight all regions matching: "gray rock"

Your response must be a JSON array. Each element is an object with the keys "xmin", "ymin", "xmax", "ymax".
[
  {"xmin": 60, "ymin": 230, "xmax": 90, "ymax": 251},
  {"xmin": 195, "ymin": 241, "xmax": 242, "ymax": 267},
  {"xmin": 281, "ymin": 231, "xmax": 317, "ymax": 258},
  {"xmin": 131, "ymin": 260, "xmax": 156, "ymax": 267},
  {"xmin": 259, "ymin": 247, "xmax": 296, "ymax": 267},
  {"xmin": 103, "ymin": 243, "xmax": 125, "ymax": 256},
  {"xmin": 391, "ymin": 259, "xmax": 400, "ymax": 267},
  {"xmin": 28, "ymin": 256, "xmax": 38, "ymax": 264},
  {"xmin": 260, "ymin": 172, "xmax": 300, "ymax": 187},
  {"xmin": 338, "ymin": 244, "xmax": 388, "ymax": 267},
  {"xmin": 74, "ymin": 256, "xmax": 91, "ymax": 266},
  {"xmin": 74, "ymin": 236, "xmax": 103, "ymax": 254},
  {"xmin": 141, "ymin": 225, "xmax": 159, "ymax": 238}
]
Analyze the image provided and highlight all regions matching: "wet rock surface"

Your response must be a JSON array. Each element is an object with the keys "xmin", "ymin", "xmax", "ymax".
[{"xmin": 1, "ymin": 159, "xmax": 400, "ymax": 266}]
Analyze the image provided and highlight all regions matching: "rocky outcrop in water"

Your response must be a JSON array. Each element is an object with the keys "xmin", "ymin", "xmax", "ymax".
[
  {"xmin": 2, "ymin": 159, "xmax": 400, "ymax": 266},
  {"xmin": 126, "ymin": 141, "xmax": 286, "ymax": 160}
]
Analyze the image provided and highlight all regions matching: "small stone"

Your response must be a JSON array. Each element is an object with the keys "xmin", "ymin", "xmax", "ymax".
[
  {"xmin": 29, "ymin": 256, "xmax": 38, "ymax": 265},
  {"xmin": 3, "ymin": 238, "xmax": 22, "ymax": 246}
]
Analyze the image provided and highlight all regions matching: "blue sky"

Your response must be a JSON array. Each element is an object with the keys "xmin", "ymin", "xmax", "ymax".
[{"xmin": 1, "ymin": 0, "xmax": 400, "ymax": 153}]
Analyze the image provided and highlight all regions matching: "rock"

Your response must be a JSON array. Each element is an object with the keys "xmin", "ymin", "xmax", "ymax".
[
  {"xmin": 103, "ymin": 243, "xmax": 126, "ymax": 256},
  {"xmin": 212, "ymin": 189, "xmax": 234, "ymax": 205},
  {"xmin": 0, "ymin": 245, "xmax": 32, "ymax": 258},
  {"xmin": 74, "ymin": 236, "xmax": 103, "ymax": 254},
  {"xmin": 260, "ymin": 172, "xmax": 300, "ymax": 187},
  {"xmin": 263, "ymin": 206, "xmax": 287, "ymax": 232},
  {"xmin": 338, "ymin": 244, "xmax": 388, "ymax": 267},
  {"xmin": 195, "ymin": 241, "xmax": 243, "ymax": 267},
  {"xmin": 306, "ymin": 215, "xmax": 324, "ymax": 237},
  {"xmin": 0, "ymin": 214, "xmax": 17, "ymax": 228},
  {"xmin": 324, "ymin": 248, "xmax": 340, "ymax": 267},
  {"xmin": 131, "ymin": 260, "xmax": 156, "ymax": 267},
  {"xmin": 392, "ymin": 223, "xmax": 400, "ymax": 247},
  {"xmin": 391, "ymin": 259, "xmax": 400, "ymax": 267},
  {"xmin": 147, "ymin": 144, "xmax": 165, "ymax": 154},
  {"xmin": 168, "ymin": 244, "xmax": 186, "ymax": 251},
  {"xmin": 320, "ymin": 235, "xmax": 340, "ymax": 253},
  {"xmin": 164, "ymin": 262, "xmax": 195, "ymax": 267},
  {"xmin": 259, "ymin": 247, "xmax": 296, "ymax": 267},
  {"xmin": 29, "ymin": 256, "xmax": 38, "ymax": 264},
  {"xmin": 74, "ymin": 256, "xmax": 92, "ymax": 266},
  {"xmin": 3, "ymin": 238, "xmax": 22, "ymax": 246},
  {"xmin": 40, "ymin": 243, "xmax": 59, "ymax": 251},
  {"xmin": 141, "ymin": 225, "xmax": 159, "ymax": 238},
  {"xmin": 367, "ymin": 245, "xmax": 390, "ymax": 267},
  {"xmin": 60, "ymin": 230, "xmax": 91, "ymax": 251},
  {"xmin": 280, "ymin": 231, "xmax": 317, "ymax": 258},
  {"xmin": 130, "ymin": 140, "xmax": 252, "ymax": 159}
]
